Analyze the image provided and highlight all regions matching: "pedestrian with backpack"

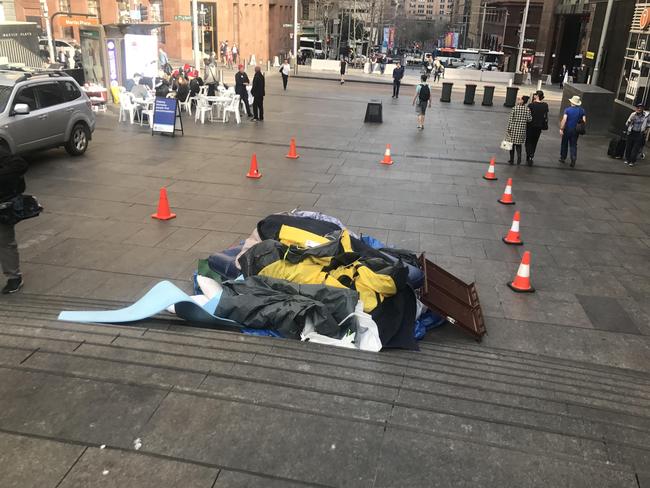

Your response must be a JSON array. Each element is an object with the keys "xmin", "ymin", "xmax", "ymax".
[
  {"xmin": 412, "ymin": 74, "xmax": 431, "ymax": 130},
  {"xmin": 0, "ymin": 154, "xmax": 28, "ymax": 294}
]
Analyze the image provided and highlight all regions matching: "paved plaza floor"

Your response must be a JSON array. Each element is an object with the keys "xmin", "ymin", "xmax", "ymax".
[{"xmin": 1, "ymin": 75, "xmax": 650, "ymax": 487}]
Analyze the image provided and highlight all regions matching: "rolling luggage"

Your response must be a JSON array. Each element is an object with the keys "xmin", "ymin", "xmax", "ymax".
[{"xmin": 608, "ymin": 132, "xmax": 626, "ymax": 159}]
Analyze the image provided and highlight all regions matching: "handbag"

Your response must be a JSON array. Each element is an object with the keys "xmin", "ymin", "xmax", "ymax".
[
  {"xmin": 576, "ymin": 121, "xmax": 586, "ymax": 135},
  {"xmin": 0, "ymin": 195, "xmax": 43, "ymax": 225},
  {"xmin": 500, "ymin": 140, "xmax": 513, "ymax": 151}
]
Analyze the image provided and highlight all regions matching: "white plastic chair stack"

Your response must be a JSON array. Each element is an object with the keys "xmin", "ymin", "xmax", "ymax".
[{"xmin": 223, "ymin": 94, "xmax": 241, "ymax": 124}]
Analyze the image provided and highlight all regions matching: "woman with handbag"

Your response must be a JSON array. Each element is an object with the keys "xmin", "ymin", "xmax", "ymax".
[
  {"xmin": 559, "ymin": 95, "xmax": 586, "ymax": 167},
  {"xmin": 0, "ymin": 154, "xmax": 28, "ymax": 294},
  {"xmin": 504, "ymin": 95, "xmax": 531, "ymax": 165}
]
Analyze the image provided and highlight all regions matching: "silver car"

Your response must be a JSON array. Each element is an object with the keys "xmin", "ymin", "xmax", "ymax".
[{"xmin": 0, "ymin": 70, "xmax": 95, "ymax": 156}]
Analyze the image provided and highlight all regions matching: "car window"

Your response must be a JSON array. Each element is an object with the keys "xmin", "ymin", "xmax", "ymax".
[
  {"xmin": 59, "ymin": 81, "xmax": 81, "ymax": 101},
  {"xmin": 0, "ymin": 85, "xmax": 13, "ymax": 112},
  {"xmin": 13, "ymin": 86, "xmax": 38, "ymax": 111},
  {"xmin": 35, "ymin": 82, "xmax": 66, "ymax": 108}
]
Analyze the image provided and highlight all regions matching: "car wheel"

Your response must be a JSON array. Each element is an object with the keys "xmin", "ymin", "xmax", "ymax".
[{"xmin": 65, "ymin": 123, "xmax": 89, "ymax": 156}]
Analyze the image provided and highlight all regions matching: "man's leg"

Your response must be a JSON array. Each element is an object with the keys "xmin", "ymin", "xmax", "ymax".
[
  {"xmin": 560, "ymin": 132, "xmax": 569, "ymax": 161},
  {"xmin": 252, "ymin": 100, "xmax": 259, "ymax": 120},
  {"xmin": 258, "ymin": 98, "xmax": 264, "ymax": 120},
  {"xmin": 282, "ymin": 74, "xmax": 288, "ymax": 90},
  {"xmin": 392, "ymin": 81, "xmax": 396, "ymax": 97},
  {"xmin": 570, "ymin": 131, "xmax": 578, "ymax": 165},
  {"xmin": 629, "ymin": 132, "xmax": 643, "ymax": 164},
  {"xmin": 0, "ymin": 223, "xmax": 21, "ymax": 280},
  {"xmin": 624, "ymin": 134, "xmax": 635, "ymax": 162},
  {"xmin": 243, "ymin": 96, "xmax": 252, "ymax": 117},
  {"xmin": 396, "ymin": 81, "xmax": 400, "ymax": 98}
]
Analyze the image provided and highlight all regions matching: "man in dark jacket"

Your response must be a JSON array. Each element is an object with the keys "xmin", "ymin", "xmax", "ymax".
[
  {"xmin": 392, "ymin": 61, "xmax": 405, "ymax": 99},
  {"xmin": 0, "ymin": 154, "xmax": 28, "ymax": 294},
  {"xmin": 525, "ymin": 90, "xmax": 549, "ymax": 165},
  {"xmin": 251, "ymin": 66, "xmax": 265, "ymax": 121},
  {"xmin": 234, "ymin": 64, "xmax": 252, "ymax": 118}
]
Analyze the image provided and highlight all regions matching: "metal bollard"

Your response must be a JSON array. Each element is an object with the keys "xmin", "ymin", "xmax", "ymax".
[
  {"xmin": 504, "ymin": 86, "xmax": 519, "ymax": 107},
  {"xmin": 482, "ymin": 85, "xmax": 495, "ymax": 106},
  {"xmin": 463, "ymin": 84, "xmax": 477, "ymax": 105},
  {"xmin": 267, "ymin": 60, "xmax": 271, "ymax": 72},
  {"xmin": 440, "ymin": 81, "xmax": 453, "ymax": 102},
  {"xmin": 536, "ymin": 79, "xmax": 542, "ymax": 91}
]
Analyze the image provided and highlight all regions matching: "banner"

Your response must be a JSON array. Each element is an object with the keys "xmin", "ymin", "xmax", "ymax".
[
  {"xmin": 382, "ymin": 27, "xmax": 389, "ymax": 53},
  {"xmin": 152, "ymin": 97, "xmax": 178, "ymax": 134},
  {"xmin": 388, "ymin": 27, "xmax": 395, "ymax": 51}
]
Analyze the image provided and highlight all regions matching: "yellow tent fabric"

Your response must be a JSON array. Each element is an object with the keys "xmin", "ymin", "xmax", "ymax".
[{"xmin": 258, "ymin": 226, "xmax": 397, "ymax": 312}]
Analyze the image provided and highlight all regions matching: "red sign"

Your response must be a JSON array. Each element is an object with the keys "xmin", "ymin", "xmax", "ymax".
[{"xmin": 641, "ymin": 8, "xmax": 650, "ymax": 29}]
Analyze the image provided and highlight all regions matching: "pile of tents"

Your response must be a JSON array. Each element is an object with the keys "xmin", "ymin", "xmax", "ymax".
[{"xmin": 59, "ymin": 210, "xmax": 485, "ymax": 352}]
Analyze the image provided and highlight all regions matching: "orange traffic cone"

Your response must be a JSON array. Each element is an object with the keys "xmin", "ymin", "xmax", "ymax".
[
  {"xmin": 503, "ymin": 210, "xmax": 523, "ymax": 245},
  {"xmin": 151, "ymin": 187, "xmax": 176, "ymax": 220},
  {"xmin": 498, "ymin": 178, "xmax": 515, "ymax": 205},
  {"xmin": 483, "ymin": 156, "xmax": 498, "ymax": 180},
  {"xmin": 286, "ymin": 137, "xmax": 300, "ymax": 159},
  {"xmin": 380, "ymin": 144, "xmax": 394, "ymax": 165},
  {"xmin": 508, "ymin": 251, "xmax": 534, "ymax": 293},
  {"xmin": 246, "ymin": 153, "xmax": 262, "ymax": 179}
]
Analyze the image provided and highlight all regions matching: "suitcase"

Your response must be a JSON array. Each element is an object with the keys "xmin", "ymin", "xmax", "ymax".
[{"xmin": 608, "ymin": 132, "xmax": 626, "ymax": 159}]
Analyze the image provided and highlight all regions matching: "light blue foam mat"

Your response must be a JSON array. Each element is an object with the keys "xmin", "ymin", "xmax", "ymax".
[{"xmin": 58, "ymin": 280, "xmax": 242, "ymax": 329}]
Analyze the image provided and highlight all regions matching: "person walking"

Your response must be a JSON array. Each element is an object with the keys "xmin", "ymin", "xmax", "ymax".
[
  {"xmin": 0, "ymin": 154, "xmax": 28, "ymax": 294},
  {"xmin": 251, "ymin": 65, "xmax": 265, "ymax": 121},
  {"xmin": 235, "ymin": 64, "xmax": 252, "ymax": 118},
  {"xmin": 232, "ymin": 43, "xmax": 238, "ymax": 64},
  {"xmin": 280, "ymin": 59, "xmax": 291, "ymax": 91},
  {"xmin": 559, "ymin": 95, "xmax": 586, "ymax": 167},
  {"xmin": 560, "ymin": 64, "xmax": 568, "ymax": 88},
  {"xmin": 204, "ymin": 57, "xmax": 219, "ymax": 96},
  {"xmin": 433, "ymin": 58, "xmax": 442, "ymax": 83},
  {"xmin": 412, "ymin": 74, "xmax": 431, "ymax": 130},
  {"xmin": 340, "ymin": 57, "xmax": 347, "ymax": 85},
  {"xmin": 392, "ymin": 61, "xmax": 404, "ymax": 98},
  {"xmin": 525, "ymin": 90, "xmax": 549, "ymax": 165},
  {"xmin": 226, "ymin": 46, "xmax": 233, "ymax": 70},
  {"xmin": 623, "ymin": 103, "xmax": 648, "ymax": 167},
  {"xmin": 504, "ymin": 95, "xmax": 532, "ymax": 165}
]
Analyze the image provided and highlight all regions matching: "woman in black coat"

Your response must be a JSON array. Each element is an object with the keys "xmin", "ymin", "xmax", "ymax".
[{"xmin": 251, "ymin": 66, "xmax": 265, "ymax": 121}]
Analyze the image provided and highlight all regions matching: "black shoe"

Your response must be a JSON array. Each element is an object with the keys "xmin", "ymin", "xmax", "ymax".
[
  {"xmin": 527, "ymin": 157, "xmax": 533, "ymax": 166},
  {"xmin": 558, "ymin": 158, "xmax": 566, "ymax": 164},
  {"xmin": 570, "ymin": 159, "xmax": 576, "ymax": 167},
  {"xmin": 628, "ymin": 162, "xmax": 636, "ymax": 167},
  {"xmin": 516, "ymin": 160, "xmax": 521, "ymax": 165},
  {"xmin": 2, "ymin": 277, "xmax": 23, "ymax": 294},
  {"xmin": 508, "ymin": 160, "xmax": 514, "ymax": 165},
  {"xmin": 252, "ymin": 117, "xmax": 259, "ymax": 121}
]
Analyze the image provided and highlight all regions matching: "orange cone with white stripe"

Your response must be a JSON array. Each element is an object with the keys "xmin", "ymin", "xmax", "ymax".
[
  {"xmin": 483, "ymin": 157, "xmax": 498, "ymax": 180},
  {"xmin": 503, "ymin": 210, "xmax": 523, "ymax": 245},
  {"xmin": 508, "ymin": 251, "xmax": 534, "ymax": 293},
  {"xmin": 498, "ymin": 178, "xmax": 515, "ymax": 205},
  {"xmin": 380, "ymin": 144, "xmax": 394, "ymax": 165}
]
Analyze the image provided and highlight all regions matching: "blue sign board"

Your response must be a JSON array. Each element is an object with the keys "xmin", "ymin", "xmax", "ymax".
[{"xmin": 152, "ymin": 97, "xmax": 178, "ymax": 133}]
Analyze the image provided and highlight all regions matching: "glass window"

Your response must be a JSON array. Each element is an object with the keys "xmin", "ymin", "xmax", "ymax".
[
  {"xmin": 59, "ymin": 81, "xmax": 81, "ymax": 101},
  {"xmin": 13, "ymin": 86, "xmax": 37, "ymax": 111},
  {"xmin": 0, "ymin": 85, "xmax": 12, "ymax": 112},
  {"xmin": 88, "ymin": 0, "xmax": 100, "ymax": 16},
  {"xmin": 35, "ymin": 83, "xmax": 66, "ymax": 108},
  {"xmin": 59, "ymin": 0, "xmax": 71, "ymax": 12}
]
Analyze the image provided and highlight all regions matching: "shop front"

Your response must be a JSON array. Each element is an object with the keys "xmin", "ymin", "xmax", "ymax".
[{"xmin": 613, "ymin": 2, "xmax": 650, "ymax": 129}]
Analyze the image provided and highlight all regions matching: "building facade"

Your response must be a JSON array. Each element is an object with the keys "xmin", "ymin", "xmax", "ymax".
[
  {"xmin": 404, "ymin": 0, "xmax": 452, "ymax": 19},
  {"xmin": 13, "ymin": 0, "xmax": 295, "ymax": 64}
]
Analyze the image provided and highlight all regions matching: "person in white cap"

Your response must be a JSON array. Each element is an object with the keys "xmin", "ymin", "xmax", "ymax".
[{"xmin": 559, "ymin": 95, "xmax": 586, "ymax": 167}]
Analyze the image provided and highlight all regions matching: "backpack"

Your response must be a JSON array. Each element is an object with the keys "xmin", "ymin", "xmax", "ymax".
[{"xmin": 418, "ymin": 84, "xmax": 430, "ymax": 102}]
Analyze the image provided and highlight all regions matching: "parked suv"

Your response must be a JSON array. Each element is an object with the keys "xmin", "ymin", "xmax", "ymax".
[{"xmin": 0, "ymin": 70, "xmax": 95, "ymax": 156}]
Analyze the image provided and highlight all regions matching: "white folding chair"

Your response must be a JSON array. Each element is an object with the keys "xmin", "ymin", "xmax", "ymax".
[
  {"xmin": 140, "ymin": 100, "xmax": 154, "ymax": 127},
  {"xmin": 223, "ymin": 94, "xmax": 241, "ymax": 124},
  {"xmin": 194, "ymin": 96, "xmax": 213, "ymax": 124}
]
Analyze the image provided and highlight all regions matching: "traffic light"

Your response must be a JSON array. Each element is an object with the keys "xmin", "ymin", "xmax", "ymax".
[{"xmin": 140, "ymin": 4, "xmax": 148, "ymax": 21}]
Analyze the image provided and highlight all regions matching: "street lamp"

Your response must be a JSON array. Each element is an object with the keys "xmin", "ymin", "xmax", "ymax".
[{"xmin": 515, "ymin": 0, "xmax": 530, "ymax": 73}]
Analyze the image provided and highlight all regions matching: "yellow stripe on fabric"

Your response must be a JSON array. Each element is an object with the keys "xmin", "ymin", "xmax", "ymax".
[{"xmin": 278, "ymin": 225, "xmax": 329, "ymax": 248}]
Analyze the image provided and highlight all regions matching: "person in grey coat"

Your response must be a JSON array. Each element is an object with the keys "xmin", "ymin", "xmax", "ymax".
[{"xmin": 505, "ymin": 95, "xmax": 532, "ymax": 165}]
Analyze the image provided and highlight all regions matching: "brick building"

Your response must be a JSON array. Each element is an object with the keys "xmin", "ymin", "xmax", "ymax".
[{"xmin": 12, "ymin": 0, "xmax": 296, "ymax": 64}]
